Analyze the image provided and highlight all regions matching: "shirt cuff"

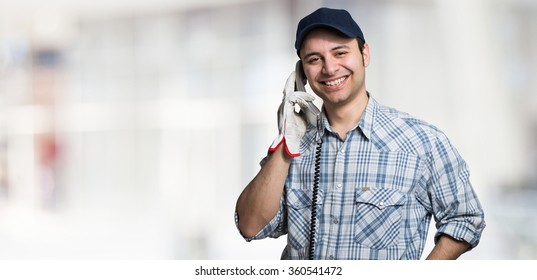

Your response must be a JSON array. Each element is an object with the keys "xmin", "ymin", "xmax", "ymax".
[{"xmin": 435, "ymin": 219, "xmax": 486, "ymax": 250}]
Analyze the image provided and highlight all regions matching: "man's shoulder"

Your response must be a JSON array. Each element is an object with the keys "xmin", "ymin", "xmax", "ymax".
[
  {"xmin": 376, "ymin": 102, "xmax": 438, "ymax": 131},
  {"xmin": 371, "ymin": 100, "xmax": 446, "ymax": 153}
]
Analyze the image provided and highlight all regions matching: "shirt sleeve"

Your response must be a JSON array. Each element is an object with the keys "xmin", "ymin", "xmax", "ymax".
[{"xmin": 426, "ymin": 131, "xmax": 486, "ymax": 249}]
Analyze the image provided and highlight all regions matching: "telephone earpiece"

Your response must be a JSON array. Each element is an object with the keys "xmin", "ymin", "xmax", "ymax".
[
  {"xmin": 293, "ymin": 60, "xmax": 320, "ymax": 126},
  {"xmin": 294, "ymin": 60, "xmax": 307, "ymax": 91}
]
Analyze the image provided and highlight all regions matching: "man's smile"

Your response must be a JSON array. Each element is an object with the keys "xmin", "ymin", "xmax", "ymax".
[{"xmin": 320, "ymin": 76, "xmax": 348, "ymax": 88}]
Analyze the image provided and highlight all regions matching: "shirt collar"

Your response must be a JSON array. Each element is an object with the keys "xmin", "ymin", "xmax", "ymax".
[
  {"xmin": 319, "ymin": 93, "xmax": 376, "ymax": 141},
  {"xmin": 357, "ymin": 95, "xmax": 376, "ymax": 140}
]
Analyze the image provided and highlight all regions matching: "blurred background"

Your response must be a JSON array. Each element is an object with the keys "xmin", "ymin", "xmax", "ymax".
[{"xmin": 0, "ymin": 0, "xmax": 536, "ymax": 259}]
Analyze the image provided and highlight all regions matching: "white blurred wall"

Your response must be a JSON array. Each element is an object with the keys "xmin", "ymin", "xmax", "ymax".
[{"xmin": 0, "ymin": 0, "xmax": 536, "ymax": 259}]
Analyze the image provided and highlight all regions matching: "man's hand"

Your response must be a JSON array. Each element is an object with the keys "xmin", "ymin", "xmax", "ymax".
[{"xmin": 269, "ymin": 71, "xmax": 317, "ymax": 157}]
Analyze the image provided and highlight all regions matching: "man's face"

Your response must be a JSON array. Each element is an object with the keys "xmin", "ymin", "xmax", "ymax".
[{"xmin": 299, "ymin": 28, "xmax": 369, "ymax": 109}]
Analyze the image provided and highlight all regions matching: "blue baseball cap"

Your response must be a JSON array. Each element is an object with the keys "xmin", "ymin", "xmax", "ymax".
[{"xmin": 295, "ymin": 7, "xmax": 365, "ymax": 55}]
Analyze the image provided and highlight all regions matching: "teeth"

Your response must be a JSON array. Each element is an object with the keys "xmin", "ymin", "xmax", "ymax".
[{"xmin": 325, "ymin": 77, "xmax": 345, "ymax": 86}]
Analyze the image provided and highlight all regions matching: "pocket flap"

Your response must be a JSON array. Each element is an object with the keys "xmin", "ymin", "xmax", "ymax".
[
  {"xmin": 355, "ymin": 187, "xmax": 406, "ymax": 209},
  {"xmin": 286, "ymin": 188, "xmax": 322, "ymax": 210}
]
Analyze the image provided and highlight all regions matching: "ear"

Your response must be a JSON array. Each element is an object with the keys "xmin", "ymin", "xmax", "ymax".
[{"xmin": 362, "ymin": 42, "xmax": 370, "ymax": 67}]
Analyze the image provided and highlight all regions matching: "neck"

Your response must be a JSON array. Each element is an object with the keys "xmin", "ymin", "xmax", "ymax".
[{"xmin": 324, "ymin": 91, "xmax": 369, "ymax": 140}]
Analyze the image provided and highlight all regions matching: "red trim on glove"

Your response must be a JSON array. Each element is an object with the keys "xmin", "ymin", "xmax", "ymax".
[
  {"xmin": 268, "ymin": 138, "xmax": 300, "ymax": 157},
  {"xmin": 268, "ymin": 138, "xmax": 284, "ymax": 153}
]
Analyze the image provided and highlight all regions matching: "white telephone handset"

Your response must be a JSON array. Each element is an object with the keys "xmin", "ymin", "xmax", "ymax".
[{"xmin": 293, "ymin": 60, "xmax": 321, "ymax": 127}]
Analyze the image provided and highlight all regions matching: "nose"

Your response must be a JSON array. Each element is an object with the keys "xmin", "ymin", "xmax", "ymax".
[{"xmin": 322, "ymin": 57, "xmax": 339, "ymax": 75}]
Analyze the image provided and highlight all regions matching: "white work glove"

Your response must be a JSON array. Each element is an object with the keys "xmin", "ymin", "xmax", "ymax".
[{"xmin": 269, "ymin": 71, "xmax": 318, "ymax": 157}]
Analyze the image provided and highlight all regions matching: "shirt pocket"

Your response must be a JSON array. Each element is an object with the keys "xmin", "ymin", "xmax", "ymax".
[
  {"xmin": 285, "ymin": 188, "xmax": 322, "ymax": 250},
  {"xmin": 353, "ymin": 187, "xmax": 406, "ymax": 249}
]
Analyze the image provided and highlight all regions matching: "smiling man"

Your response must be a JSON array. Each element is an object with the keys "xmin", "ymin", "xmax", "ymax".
[
  {"xmin": 299, "ymin": 27, "xmax": 369, "ymax": 141},
  {"xmin": 235, "ymin": 7, "xmax": 485, "ymax": 260}
]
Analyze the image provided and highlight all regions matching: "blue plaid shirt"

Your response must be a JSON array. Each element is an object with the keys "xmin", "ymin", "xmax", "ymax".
[{"xmin": 237, "ymin": 97, "xmax": 485, "ymax": 260}]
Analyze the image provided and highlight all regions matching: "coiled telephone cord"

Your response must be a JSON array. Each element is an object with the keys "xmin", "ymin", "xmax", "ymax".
[{"xmin": 308, "ymin": 138, "xmax": 322, "ymax": 260}]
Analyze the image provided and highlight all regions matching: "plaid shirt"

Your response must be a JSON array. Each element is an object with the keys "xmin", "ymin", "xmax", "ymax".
[{"xmin": 237, "ymin": 97, "xmax": 485, "ymax": 260}]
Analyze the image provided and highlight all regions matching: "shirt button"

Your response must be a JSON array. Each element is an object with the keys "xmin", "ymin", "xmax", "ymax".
[
  {"xmin": 328, "ymin": 255, "xmax": 334, "ymax": 260},
  {"xmin": 336, "ymin": 183, "xmax": 342, "ymax": 189},
  {"xmin": 332, "ymin": 218, "xmax": 339, "ymax": 224}
]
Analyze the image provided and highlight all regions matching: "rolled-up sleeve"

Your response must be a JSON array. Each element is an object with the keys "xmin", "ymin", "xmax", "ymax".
[{"xmin": 427, "ymin": 132, "xmax": 486, "ymax": 249}]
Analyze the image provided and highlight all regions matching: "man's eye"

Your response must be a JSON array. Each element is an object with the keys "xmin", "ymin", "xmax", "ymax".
[
  {"xmin": 308, "ymin": 57, "xmax": 320, "ymax": 63},
  {"xmin": 336, "ymin": 51, "xmax": 348, "ymax": 56}
]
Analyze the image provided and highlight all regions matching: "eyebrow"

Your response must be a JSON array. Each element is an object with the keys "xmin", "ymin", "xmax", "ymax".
[{"xmin": 302, "ymin": 45, "xmax": 351, "ymax": 60}]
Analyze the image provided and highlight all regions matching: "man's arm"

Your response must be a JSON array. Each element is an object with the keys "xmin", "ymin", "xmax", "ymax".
[
  {"xmin": 236, "ymin": 70, "xmax": 318, "ymax": 239},
  {"xmin": 424, "ymin": 131, "xmax": 485, "ymax": 259},
  {"xmin": 235, "ymin": 145, "xmax": 291, "ymax": 238},
  {"xmin": 425, "ymin": 234, "xmax": 471, "ymax": 260}
]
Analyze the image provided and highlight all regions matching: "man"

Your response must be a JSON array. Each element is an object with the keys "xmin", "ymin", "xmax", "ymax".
[{"xmin": 235, "ymin": 7, "xmax": 485, "ymax": 260}]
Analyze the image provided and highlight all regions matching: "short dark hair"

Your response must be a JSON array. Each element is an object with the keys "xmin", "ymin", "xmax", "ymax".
[{"xmin": 357, "ymin": 38, "xmax": 365, "ymax": 54}]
